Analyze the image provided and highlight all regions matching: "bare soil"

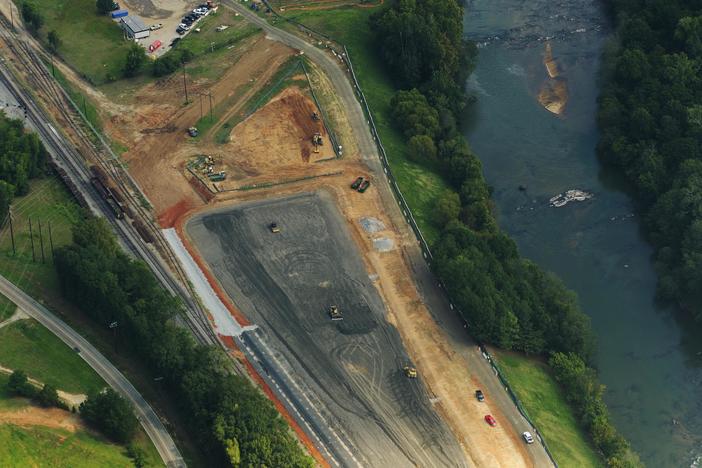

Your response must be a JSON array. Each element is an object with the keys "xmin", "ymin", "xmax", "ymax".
[{"xmin": 0, "ymin": 407, "xmax": 84, "ymax": 432}]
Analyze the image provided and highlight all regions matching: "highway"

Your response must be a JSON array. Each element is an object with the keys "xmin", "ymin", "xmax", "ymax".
[
  {"xmin": 0, "ymin": 275, "xmax": 185, "ymax": 468},
  {"xmin": 222, "ymin": 3, "xmax": 555, "ymax": 467}
]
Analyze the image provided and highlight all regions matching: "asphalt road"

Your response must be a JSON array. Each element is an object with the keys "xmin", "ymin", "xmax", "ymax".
[
  {"xmin": 187, "ymin": 192, "xmax": 466, "ymax": 467},
  {"xmin": 222, "ymin": 3, "xmax": 555, "ymax": 467},
  {"xmin": 0, "ymin": 275, "xmax": 185, "ymax": 468}
]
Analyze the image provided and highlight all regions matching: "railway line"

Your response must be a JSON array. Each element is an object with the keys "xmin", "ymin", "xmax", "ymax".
[{"xmin": 0, "ymin": 13, "xmax": 220, "ymax": 349}]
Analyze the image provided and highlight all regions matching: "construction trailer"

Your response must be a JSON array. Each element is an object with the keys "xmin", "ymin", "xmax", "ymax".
[{"xmin": 120, "ymin": 16, "xmax": 150, "ymax": 40}]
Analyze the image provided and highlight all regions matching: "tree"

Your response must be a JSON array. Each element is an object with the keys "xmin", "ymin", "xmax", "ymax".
[
  {"xmin": 20, "ymin": 2, "xmax": 43, "ymax": 33},
  {"xmin": 47, "ymin": 30, "xmax": 60, "ymax": 53},
  {"xmin": 435, "ymin": 190, "xmax": 461, "ymax": 226},
  {"xmin": 80, "ymin": 388, "xmax": 138, "ymax": 443},
  {"xmin": 37, "ymin": 384, "xmax": 61, "ymax": 408},
  {"xmin": 96, "ymin": 0, "xmax": 113, "ymax": 15},
  {"xmin": 390, "ymin": 89, "xmax": 440, "ymax": 138},
  {"xmin": 123, "ymin": 44, "xmax": 146, "ymax": 78},
  {"xmin": 7, "ymin": 370, "xmax": 36, "ymax": 398},
  {"xmin": 407, "ymin": 134, "xmax": 437, "ymax": 163}
]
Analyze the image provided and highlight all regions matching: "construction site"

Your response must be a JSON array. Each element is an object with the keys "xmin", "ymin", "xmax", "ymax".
[{"xmin": 0, "ymin": 0, "xmax": 548, "ymax": 465}]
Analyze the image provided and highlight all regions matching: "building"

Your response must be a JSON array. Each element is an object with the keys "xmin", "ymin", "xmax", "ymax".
[{"xmin": 120, "ymin": 16, "xmax": 150, "ymax": 40}]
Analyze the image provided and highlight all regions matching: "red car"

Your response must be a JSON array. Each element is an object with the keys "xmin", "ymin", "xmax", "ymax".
[{"xmin": 484, "ymin": 415, "xmax": 497, "ymax": 427}]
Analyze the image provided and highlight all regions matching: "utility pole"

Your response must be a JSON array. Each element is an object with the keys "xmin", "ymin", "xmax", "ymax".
[
  {"xmin": 38, "ymin": 220, "xmax": 45, "ymax": 263},
  {"xmin": 208, "ymin": 92, "xmax": 213, "ymax": 121},
  {"xmin": 48, "ymin": 221, "xmax": 54, "ymax": 259},
  {"xmin": 8, "ymin": 211, "xmax": 15, "ymax": 256},
  {"xmin": 182, "ymin": 62, "xmax": 189, "ymax": 103},
  {"xmin": 28, "ymin": 218, "xmax": 36, "ymax": 262}
]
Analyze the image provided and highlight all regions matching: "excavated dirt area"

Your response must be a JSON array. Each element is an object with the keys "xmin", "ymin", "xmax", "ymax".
[
  {"xmin": 0, "ymin": 407, "xmax": 85, "ymax": 433},
  {"xmin": 103, "ymin": 34, "xmax": 296, "ymax": 219}
]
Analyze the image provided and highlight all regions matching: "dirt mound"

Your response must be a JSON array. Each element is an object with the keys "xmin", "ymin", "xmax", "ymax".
[{"xmin": 158, "ymin": 198, "xmax": 195, "ymax": 228}]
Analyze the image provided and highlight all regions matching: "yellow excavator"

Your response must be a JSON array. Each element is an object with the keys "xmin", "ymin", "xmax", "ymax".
[{"xmin": 403, "ymin": 366, "xmax": 417, "ymax": 379}]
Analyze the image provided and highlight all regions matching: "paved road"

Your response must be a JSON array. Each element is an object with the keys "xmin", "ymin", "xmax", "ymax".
[
  {"xmin": 0, "ymin": 275, "xmax": 185, "ymax": 468},
  {"xmin": 223, "ymin": 3, "xmax": 554, "ymax": 467}
]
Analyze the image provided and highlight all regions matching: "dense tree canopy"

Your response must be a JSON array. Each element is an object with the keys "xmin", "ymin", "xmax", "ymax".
[
  {"xmin": 80, "ymin": 388, "xmax": 138, "ymax": 444},
  {"xmin": 0, "ymin": 112, "xmax": 47, "ymax": 223},
  {"xmin": 598, "ymin": 0, "xmax": 702, "ymax": 319},
  {"xmin": 55, "ymin": 218, "xmax": 313, "ymax": 467}
]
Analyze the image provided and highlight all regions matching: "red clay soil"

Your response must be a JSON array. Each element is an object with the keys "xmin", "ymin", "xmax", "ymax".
[{"xmin": 158, "ymin": 198, "xmax": 195, "ymax": 228}]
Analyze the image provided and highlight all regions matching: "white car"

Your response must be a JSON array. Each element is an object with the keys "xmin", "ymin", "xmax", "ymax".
[
  {"xmin": 150, "ymin": 23, "xmax": 163, "ymax": 31},
  {"xmin": 522, "ymin": 431, "xmax": 535, "ymax": 444},
  {"xmin": 178, "ymin": 23, "xmax": 190, "ymax": 31}
]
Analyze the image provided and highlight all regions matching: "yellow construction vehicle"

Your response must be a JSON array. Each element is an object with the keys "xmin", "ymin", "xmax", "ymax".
[
  {"xmin": 329, "ymin": 305, "xmax": 343, "ymax": 321},
  {"xmin": 403, "ymin": 366, "xmax": 417, "ymax": 379}
]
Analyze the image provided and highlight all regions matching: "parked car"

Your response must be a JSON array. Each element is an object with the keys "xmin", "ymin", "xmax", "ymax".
[
  {"xmin": 522, "ymin": 432, "xmax": 534, "ymax": 444},
  {"xmin": 484, "ymin": 415, "xmax": 497, "ymax": 427},
  {"xmin": 475, "ymin": 389, "xmax": 485, "ymax": 402},
  {"xmin": 150, "ymin": 23, "xmax": 163, "ymax": 30},
  {"xmin": 178, "ymin": 23, "xmax": 191, "ymax": 31},
  {"xmin": 176, "ymin": 27, "xmax": 186, "ymax": 35},
  {"xmin": 170, "ymin": 37, "xmax": 181, "ymax": 47}
]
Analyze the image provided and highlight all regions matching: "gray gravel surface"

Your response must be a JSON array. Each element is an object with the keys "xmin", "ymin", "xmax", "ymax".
[{"xmin": 187, "ymin": 191, "xmax": 467, "ymax": 468}]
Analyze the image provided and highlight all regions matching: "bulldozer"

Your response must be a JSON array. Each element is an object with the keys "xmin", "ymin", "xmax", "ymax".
[
  {"xmin": 329, "ymin": 305, "xmax": 343, "ymax": 321},
  {"xmin": 312, "ymin": 132, "xmax": 323, "ymax": 153},
  {"xmin": 403, "ymin": 366, "xmax": 417, "ymax": 379}
]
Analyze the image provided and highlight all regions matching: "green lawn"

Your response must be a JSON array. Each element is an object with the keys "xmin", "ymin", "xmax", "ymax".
[
  {"xmin": 0, "ymin": 319, "xmax": 104, "ymax": 395},
  {"xmin": 493, "ymin": 351, "xmax": 602, "ymax": 468},
  {"xmin": 16, "ymin": 0, "xmax": 132, "ymax": 85},
  {"xmin": 281, "ymin": 6, "xmax": 449, "ymax": 242},
  {"xmin": 0, "ymin": 294, "xmax": 16, "ymax": 322},
  {"xmin": 0, "ymin": 425, "xmax": 136, "ymax": 468},
  {"xmin": 0, "ymin": 177, "xmax": 82, "ymax": 302}
]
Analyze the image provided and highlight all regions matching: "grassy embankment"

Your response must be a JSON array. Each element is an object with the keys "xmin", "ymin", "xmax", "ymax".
[
  {"xmin": 279, "ymin": 5, "xmax": 602, "ymax": 464},
  {"xmin": 493, "ymin": 351, "xmax": 602, "ymax": 467},
  {"xmin": 14, "ymin": 0, "xmax": 130, "ymax": 85},
  {"xmin": 280, "ymin": 6, "xmax": 448, "ymax": 242},
  {"xmin": 0, "ymin": 310, "xmax": 161, "ymax": 466}
]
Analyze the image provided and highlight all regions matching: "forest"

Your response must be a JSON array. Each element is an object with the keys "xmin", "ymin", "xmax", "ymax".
[
  {"xmin": 598, "ymin": 0, "xmax": 702, "ymax": 320},
  {"xmin": 0, "ymin": 112, "xmax": 47, "ymax": 223},
  {"xmin": 372, "ymin": 0, "xmax": 638, "ymax": 465},
  {"xmin": 54, "ymin": 218, "xmax": 313, "ymax": 468}
]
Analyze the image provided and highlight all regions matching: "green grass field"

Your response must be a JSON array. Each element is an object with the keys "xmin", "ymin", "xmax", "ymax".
[
  {"xmin": 0, "ymin": 319, "xmax": 104, "ymax": 395},
  {"xmin": 0, "ymin": 177, "xmax": 82, "ymax": 302},
  {"xmin": 281, "ymin": 6, "xmax": 448, "ymax": 242},
  {"xmin": 0, "ymin": 294, "xmax": 16, "ymax": 322},
  {"xmin": 493, "ymin": 351, "xmax": 602, "ymax": 467},
  {"xmin": 16, "ymin": 0, "xmax": 132, "ymax": 85}
]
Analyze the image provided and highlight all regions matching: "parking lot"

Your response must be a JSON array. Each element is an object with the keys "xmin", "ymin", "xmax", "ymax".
[
  {"xmin": 187, "ymin": 191, "xmax": 467, "ymax": 467},
  {"xmin": 122, "ymin": 0, "xmax": 212, "ymax": 56}
]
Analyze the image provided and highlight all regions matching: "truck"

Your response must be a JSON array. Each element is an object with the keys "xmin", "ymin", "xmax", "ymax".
[
  {"xmin": 328, "ymin": 306, "xmax": 343, "ymax": 321},
  {"xmin": 403, "ymin": 366, "xmax": 417, "ymax": 379}
]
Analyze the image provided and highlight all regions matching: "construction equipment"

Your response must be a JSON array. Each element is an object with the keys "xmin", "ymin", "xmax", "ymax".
[
  {"xmin": 351, "ymin": 176, "xmax": 364, "ymax": 190},
  {"xmin": 311, "ymin": 111, "xmax": 320, "ymax": 121},
  {"xmin": 188, "ymin": 127, "xmax": 199, "ymax": 137},
  {"xmin": 312, "ymin": 132, "xmax": 323, "ymax": 153},
  {"xmin": 269, "ymin": 222, "xmax": 280, "ymax": 233},
  {"xmin": 403, "ymin": 366, "xmax": 417, "ymax": 379},
  {"xmin": 208, "ymin": 171, "xmax": 226, "ymax": 182},
  {"xmin": 358, "ymin": 180, "xmax": 370, "ymax": 193},
  {"xmin": 328, "ymin": 306, "xmax": 343, "ymax": 321}
]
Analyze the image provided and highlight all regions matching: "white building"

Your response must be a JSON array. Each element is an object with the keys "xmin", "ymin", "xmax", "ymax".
[{"xmin": 120, "ymin": 16, "xmax": 150, "ymax": 40}]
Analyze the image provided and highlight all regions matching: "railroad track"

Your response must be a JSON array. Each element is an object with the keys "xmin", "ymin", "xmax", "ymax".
[{"xmin": 0, "ymin": 15, "xmax": 230, "ymax": 360}]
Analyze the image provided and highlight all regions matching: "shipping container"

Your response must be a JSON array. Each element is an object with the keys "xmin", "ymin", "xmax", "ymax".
[{"xmin": 111, "ymin": 9, "xmax": 128, "ymax": 18}]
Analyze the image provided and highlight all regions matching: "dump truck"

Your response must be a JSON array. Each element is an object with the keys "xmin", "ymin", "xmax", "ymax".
[
  {"xmin": 403, "ymin": 366, "xmax": 417, "ymax": 379},
  {"xmin": 351, "ymin": 176, "xmax": 364, "ymax": 190},
  {"xmin": 329, "ymin": 306, "xmax": 343, "ymax": 321}
]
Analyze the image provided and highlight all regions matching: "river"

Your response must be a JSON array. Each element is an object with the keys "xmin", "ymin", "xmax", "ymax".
[{"xmin": 463, "ymin": 0, "xmax": 702, "ymax": 466}]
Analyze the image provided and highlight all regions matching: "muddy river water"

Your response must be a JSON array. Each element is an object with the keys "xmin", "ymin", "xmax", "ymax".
[{"xmin": 462, "ymin": 0, "xmax": 702, "ymax": 466}]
